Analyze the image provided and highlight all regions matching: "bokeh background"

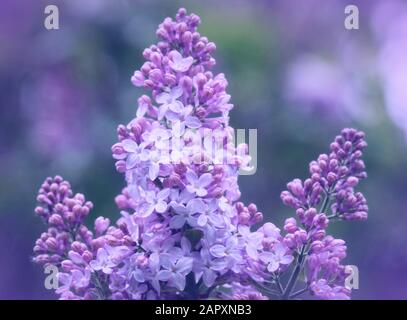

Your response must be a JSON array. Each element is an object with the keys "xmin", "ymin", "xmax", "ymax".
[{"xmin": 1, "ymin": 0, "xmax": 406, "ymax": 299}]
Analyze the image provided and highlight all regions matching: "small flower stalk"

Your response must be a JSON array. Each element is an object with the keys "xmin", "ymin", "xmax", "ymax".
[{"xmin": 33, "ymin": 8, "xmax": 368, "ymax": 300}]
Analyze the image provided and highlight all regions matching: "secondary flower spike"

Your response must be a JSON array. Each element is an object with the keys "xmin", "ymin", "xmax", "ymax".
[{"xmin": 33, "ymin": 8, "xmax": 368, "ymax": 300}]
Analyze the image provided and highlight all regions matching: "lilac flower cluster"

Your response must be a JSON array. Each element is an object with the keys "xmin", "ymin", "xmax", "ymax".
[
  {"xmin": 33, "ymin": 177, "xmax": 106, "ymax": 299},
  {"xmin": 280, "ymin": 128, "xmax": 368, "ymax": 299},
  {"xmin": 33, "ymin": 8, "xmax": 368, "ymax": 300}
]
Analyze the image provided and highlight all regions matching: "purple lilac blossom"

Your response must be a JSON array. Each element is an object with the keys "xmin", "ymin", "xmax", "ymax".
[{"xmin": 33, "ymin": 8, "xmax": 368, "ymax": 300}]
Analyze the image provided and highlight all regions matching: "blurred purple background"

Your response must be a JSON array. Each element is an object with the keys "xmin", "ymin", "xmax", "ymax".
[{"xmin": 1, "ymin": 0, "xmax": 407, "ymax": 299}]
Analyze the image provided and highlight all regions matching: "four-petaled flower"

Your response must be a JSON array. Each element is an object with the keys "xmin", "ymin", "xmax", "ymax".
[
  {"xmin": 259, "ymin": 243, "xmax": 294, "ymax": 273},
  {"xmin": 121, "ymin": 139, "xmax": 149, "ymax": 170},
  {"xmin": 185, "ymin": 170, "xmax": 213, "ymax": 197},
  {"xmin": 90, "ymin": 248, "xmax": 117, "ymax": 274},
  {"xmin": 141, "ymin": 188, "xmax": 170, "ymax": 217},
  {"xmin": 194, "ymin": 248, "xmax": 217, "ymax": 287},
  {"xmin": 71, "ymin": 269, "xmax": 91, "ymax": 289},
  {"xmin": 197, "ymin": 200, "xmax": 223, "ymax": 227},
  {"xmin": 210, "ymin": 237, "xmax": 241, "ymax": 260},
  {"xmin": 169, "ymin": 50, "xmax": 194, "ymax": 72},
  {"xmin": 142, "ymin": 127, "xmax": 171, "ymax": 150},
  {"xmin": 156, "ymin": 86, "xmax": 184, "ymax": 120},
  {"xmin": 159, "ymin": 257, "xmax": 194, "ymax": 291},
  {"xmin": 169, "ymin": 198, "xmax": 206, "ymax": 229}
]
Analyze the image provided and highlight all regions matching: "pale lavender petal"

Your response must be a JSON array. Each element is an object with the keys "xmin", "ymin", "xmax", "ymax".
[
  {"xmin": 157, "ymin": 188, "xmax": 170, "ymax": 200},
  {"xmin": 210, "ymin": 259, "xmax": 229, "ymax": 271},
  {"xmin": 181, "ymin": 237, "xmax": 191, "ymax": 253},
  {"xmin": 155, "ymin": 200, "xmax": 168, "ymax": 213},
  {"xmin": 137, "ymin": 103, "xmax": 148, "ymax": 118},
  {"xmin": 259, "ymin": 252, "xmax": 275, "ymax": 263},
  {"xmin": 280, "ymin": 255, "xmax": 294, "ymax": 265},
  {"xmin": 156, "ymin": 92, "xmax": 171, "ymax": 104},
  {"xmin": 186, "ymin": 170, "xmax": 198, "ymax": 184},
  {"xmin": 274, "ymin": 243, "xmax": 286, "ymax": 256},
  {"xmin": 169, "ymin": 52, "xmax": 194, "ymax": 72},
  {"xmin": 187, "ymin": 198, "xmax": 206, "ymax": 213},
  {"xmin": 185, "ymin": 116, "xmax": 202, "ymax": 128},
  {"xmin": 172, "ymin": 272, "xmax": 186, "ymax": 290},
  {"xmin": 151, "ymin": 279, "xmax": 160, "ymax": 295},
  {"xmin": 139, "ymin": 148, "xmax": 150, "ymax": 161},
  {"xmin": 57, "ymin": 273, "xmax": 72, "ymax": 286},
  {"xmin": 169, "ymin": 100, "xmax": 184, "ymax": 113},
  {"xmin": 246, "ymin": 245, "xmax": 259, "ymax": 260},
  {"xmin": 175, "ymin": 257, "xmax": 193, "ymax": 275},
  {"xmin": 196, "ymin": 188, "xmax": 208, "ymax": 197},
  {"xmin": 171, "ymin": 86, "xmax": 183, "ymax": 99},
  {"xmin": 226, "ymin": 236, "xmax": 238, "ymax": 249},
  {"xmin": 158, "ymin": 104, "xmax": 169, "ymax": 120},
  {"xmin": 170, "ymin": 50, "xmax": 183, "ymax": 63},
  {"xmin": 186, "ymin": 185, "xmax": 196, "ymax": 194},
  {"xmin": 210, "ymin": 244, "xmax": 226, "ymax": 258},
  {"xmin": 140, "ymin": 204, "xmax": 155, "ymax": 218},
  {"xmin": 156, "ymin": 270, "xmax": 172, "ymax": 281},
  {"xmin": 102, "ymin": 266, "xmax": 113, "ymax": 274},
  {"xmin": 198, "ymin": 173, "xmax": 213, "ymax": 187},
  {"xmin": 89, "ymin": 260, "xmax": 101, "ymax": 271},
  {"xmin": 202, "ymin": 269, "xmax": 217, "ymax": 287},
  {"xmin": 68, "ymin": 251, "xmax": 83, "ymax": 265},
  {"xmin": 149, "ymin": 162, "xmax": 160, "ymax": 180},
  {"xmin": 170, "ymin": 215, "xmax": 186, "ymax": 229},
  {"xmin": 197, "ymin": 214, "xmax": 208, "ymax": 227},
  {"xmin": 267, "ymin": 260, "xmax": 279, "ymax": 273},
  {"xmin": 122, "ymin": 139, "xmax": 139, "ymax": 153},
  {"xmin": 126, "ymin": 153, "xmax": 139, "ymax": 169},
  {"xmin": 171, "ymin": 203, "xmax": 188, "ymax": 215}
]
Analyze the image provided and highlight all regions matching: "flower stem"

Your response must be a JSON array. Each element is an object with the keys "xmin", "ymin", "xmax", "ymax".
[
  {"xmin": 289, "ymin": 286, "xmax": 309, "ymax": 299},
  {"xmin": 281, "ymin": 244, "xmax": 306, "ymax": 300},
  {"xmin": 320, "ymin": 189, "xmax": 331, "ymax": 214}
]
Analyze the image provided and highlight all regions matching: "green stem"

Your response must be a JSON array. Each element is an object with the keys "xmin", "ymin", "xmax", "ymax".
[
  {"xmin": 281, "ymin": 244, "xmax": 306, "ymax": 300},
  {"xmin": 326, "ymin": 213, "xmax": 338, "ymax": 220},
  {"xmin": 289, "ymin": 286, "xmax": 309, "ymax": 299},
  {"xmin": 320, "ymin": 189, "xmax": 331, "ymax": 214},
  {"xmin": 275, "ymin": 276, "xmax": 284, "ymax": 294},
  {"xmin": 281, "ymin": 187, "xmax": 334, "ymax": 300}
]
